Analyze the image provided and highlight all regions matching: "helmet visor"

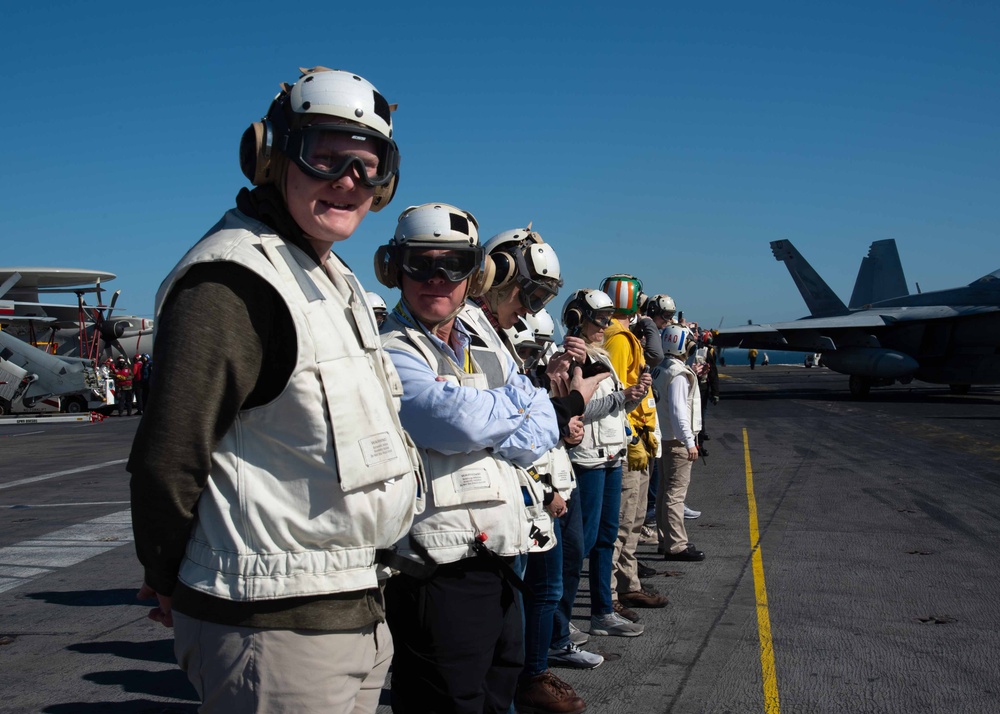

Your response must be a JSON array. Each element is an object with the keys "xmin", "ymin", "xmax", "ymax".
[
  {"xmin": 400, "ymin": 247, "xmax": 481, "ymax": 283},
  {"xmin": 517, "ymin": 278, "xmax": 561, "ymax": 313},
  {"xmin": 284, "ymin": 124, "xmax": 399, "ymax": 187}
]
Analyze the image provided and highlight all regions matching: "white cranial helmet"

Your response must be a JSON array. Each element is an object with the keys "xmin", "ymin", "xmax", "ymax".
[
  {"xmin": 561, "ymin": 289, "xmax": 615, "ymax": 334},
  {"xmin": 647, "ymin": 294, "xmax": 677, "ymax": 320},
  {"xmin": 482, "ymin": 226, "xmax": 564, "ymax": 313},
  {"xmin": 240, "ymin": 68, "xmax": 400, "ymax": 211},
  {"xmin": 524, "ymin": 308, "xmax": 555, "ymax": 344},
  {"xmin": 504, "ymin": 317, "xmax": 542, "ymax": 352},
  {"xmin": 661, "ymin": 323, "xmax": 693, "ymax": 357},
  {"xmin": 366, "ymin": 291, "xmax": 388, "ymax": 312}
]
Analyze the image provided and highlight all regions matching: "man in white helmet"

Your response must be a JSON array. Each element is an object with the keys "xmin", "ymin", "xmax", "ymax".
[
  {"xmin": 128, "ymin": 67, "xmax": 419, "ymax": 713},
  {"xmin": 375, "ymin": 204, "xmax": 604, "ymax": 714},
  {"xmin": 599, "ymin": 274, "xmax": 667, "ymax": 613},
  {"xmin": 366, "ymin": 290, "xmax": 389, "ymax": 327},
  {"xmin": 650, "ymin": 325, "xmax": 706, "ymax": 562}
]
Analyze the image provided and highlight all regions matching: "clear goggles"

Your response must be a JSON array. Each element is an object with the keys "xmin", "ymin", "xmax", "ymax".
[
  {"xmin": 282, "ymin": 124, "xmax": 399, "ymax": 187},
  {"xmin": 510, "ymin": 249, "xmax": 562, "ymax": 313},
  {"xmin": 400, "ymin": 246, "xmax": 483, "ymax": 283},
  {"xmin": 517, "ymin": 277, "xmax": 561, "ymax": 313},
  {"xmin": 586, "ymin": 309, "xmax": 614, "ymax": 328}
]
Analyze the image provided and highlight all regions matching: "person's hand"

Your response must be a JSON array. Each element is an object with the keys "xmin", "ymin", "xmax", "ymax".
[
  {"xmin": 687, "ymin": 446, "xmax": 699, "ymax": 462},
  {"xmin": 568, "ymin": 364, "xmax": 610, "ymax": 404},
  {"xmin": 711, "ymin": 395, "xmax": 719, "ymax": 405},
  {"xmin": 546, "ymin": 492, "xmax": 567, "ymax": 518},
  {"xmin": 138, "ymin": 582, "xmax": 174, "ymax": 628},
  {"xmin": 623, "ymin": 383, "xmax": 647, "ymax": 401},
  {"xmin": 547, "ymin": 369, "xmax": 569, "ymax": 397},
  {"xmin": 692, "ymin": 362, "xmax": 709, "ymax": 377},
  {"xmin": 560, "ymin": 336, "xmax": 587, "ymax": 362},
  {"xmin": 562, "ymin": 415, "xmax": 584, "ymax": 446},
  {"xmin": 545, "ymin": 352, "xmax": 571, "ymax": 395}
]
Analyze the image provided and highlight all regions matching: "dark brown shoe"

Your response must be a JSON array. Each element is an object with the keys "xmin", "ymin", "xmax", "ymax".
[
  {"xmin": 515, "ymin": 670, "xmax": 587, "ymax": 713},
  {"xmin": 612, "ymin": 599, "xmax": 642, "ymax": 622},
  {"xmin": 619, "ymin": 588, "xmax": 669, "ymax": 608}
]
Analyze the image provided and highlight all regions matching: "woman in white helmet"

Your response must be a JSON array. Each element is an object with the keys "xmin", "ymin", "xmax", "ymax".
[
  {"xmin": 551, "ymin": 289, "xmax": 649, "ymax": 648},
  {"xmin": 375, "ymin": 203, "xmax": 607, "ymax": 714},
  {"xmin": 129, "ymin": 67, "xmax": 418, "ymax": 714},
  {"xmin": 471, "ymin": 225, "xmax": 564, "ymax": 332}
]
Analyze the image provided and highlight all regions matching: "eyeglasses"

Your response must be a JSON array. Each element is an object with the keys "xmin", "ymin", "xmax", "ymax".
[
  {"xmin": 282, "ymin": 124, "xmax": 399, "ymax": 187},
  {"xmin": 400, "ymin": 247, "xmax": 482, "ymax": 283}
]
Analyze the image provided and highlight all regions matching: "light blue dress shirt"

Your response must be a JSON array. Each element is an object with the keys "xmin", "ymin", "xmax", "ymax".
[{"xmin": 387, "ymin": 308, "xmax": 559, "ymax": 467}]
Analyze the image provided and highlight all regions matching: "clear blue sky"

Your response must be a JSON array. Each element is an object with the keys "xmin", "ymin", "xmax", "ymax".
[{"xmin": 3, "ymin": 1, "xmax": 998, "ymax": 329}]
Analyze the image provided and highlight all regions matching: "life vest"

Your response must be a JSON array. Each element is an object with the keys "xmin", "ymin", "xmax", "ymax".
[
  {"xmin": 382, "ymin": 304, "xmax": 553, "ymax": 564},
  {"xmin": 155, "ymin": 209, "xmax": 422, "ymax": 600},
  {"xmin": 568, "ymin": 351, "xmax": 629, "ymax": 468}
]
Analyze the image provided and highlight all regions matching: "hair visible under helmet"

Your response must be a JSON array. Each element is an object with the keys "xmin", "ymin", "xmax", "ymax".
[{"xmin": 480, "ymin": 226, "xmax": 564, "ymax": 318}]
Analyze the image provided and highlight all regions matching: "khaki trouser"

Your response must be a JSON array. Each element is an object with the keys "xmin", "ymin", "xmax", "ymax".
[
  {"xmin": 656, "ymin": 441, "xmax": 694, "ymax": 554},
  {"xmin": 612, "ymin": 462, "xmax": 651, "ymax": 597},
  {"xmin": 174, "ymin": 613, "xmax": 391, "ymax": 714}
]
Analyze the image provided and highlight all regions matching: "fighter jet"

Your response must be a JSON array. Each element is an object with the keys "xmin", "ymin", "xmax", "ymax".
[{"xmin": 715, "ymin": 240, "xmax": 1000, "ymax": 398}]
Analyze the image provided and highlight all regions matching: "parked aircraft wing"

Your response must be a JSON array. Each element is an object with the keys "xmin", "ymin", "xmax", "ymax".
[
  {"xmin": 849, "ymin": 239, "xmax": 909, "ymax": 309},
  {"xmin": 770, "ymin": 240, "xmax": 849, "ymax": 317}
]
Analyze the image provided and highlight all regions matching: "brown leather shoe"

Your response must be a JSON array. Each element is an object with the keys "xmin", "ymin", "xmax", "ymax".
[
  {"xmin": 612, "ymin": 599, "xmax": 642, "ymax": 622},
  {"xmin": 619, "ymin": 588, "xmax": 668, "ymax": 608},
  {"xmin": 515, "ymin": 670, "xmax": 587, "ymax": 713}
]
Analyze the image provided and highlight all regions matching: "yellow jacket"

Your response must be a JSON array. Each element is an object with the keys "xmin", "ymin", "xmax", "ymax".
[{"xmin": 603, "ymin": 320, "xmax": 657, "ymax": 433}]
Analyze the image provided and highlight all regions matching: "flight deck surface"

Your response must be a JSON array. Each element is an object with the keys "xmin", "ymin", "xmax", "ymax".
[{"xmin": 2, "ymin": 366, "xmax": 998, "ymax": 713}]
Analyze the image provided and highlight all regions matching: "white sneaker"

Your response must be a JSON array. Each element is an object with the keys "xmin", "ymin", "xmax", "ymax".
[
  {"xmin": 568, "ymin": 621, "xmax": 589, "ymax": 646},
  {"xmin": 590, "ymin": 612, "xmax": 644, "ymax": 637},
  {"xmin": 548, "ymin": 642, "xmax": 604, "ymax": 669},
  {"xmin": 683, "ymin": 504, "xmax": 701, "ymax": 519},
  {"xmin": 639, "ymin": 524, "xmax": 658, "ymax": 544}
]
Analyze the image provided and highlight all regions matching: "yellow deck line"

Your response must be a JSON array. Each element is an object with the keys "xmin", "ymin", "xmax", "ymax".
[{"xmin": 743, "ymin": 427, "xmax": 781, "ymax": 713}]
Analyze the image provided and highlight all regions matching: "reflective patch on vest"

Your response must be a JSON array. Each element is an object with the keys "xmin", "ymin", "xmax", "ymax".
[{"xmin": 360, "ymin": 432, "xmax": 398, "ymax": 466}]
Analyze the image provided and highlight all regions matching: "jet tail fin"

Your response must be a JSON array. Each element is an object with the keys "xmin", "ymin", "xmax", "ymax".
[
  {"xmin": 849, "ymin": 239, "xmax": 909, "ymax": 308},
  {"xmin": 770, "ymin": 240, "xmax": 849, "ymax": 317}
]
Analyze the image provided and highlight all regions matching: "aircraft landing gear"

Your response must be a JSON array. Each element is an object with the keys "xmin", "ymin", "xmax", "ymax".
[
  {"xmin": 849, "ymin": 375, "xmax": 872, "ymax": 399},
  {"xmin": 949, "ymin": 384, "xmax": 971, "ymax": 395}
]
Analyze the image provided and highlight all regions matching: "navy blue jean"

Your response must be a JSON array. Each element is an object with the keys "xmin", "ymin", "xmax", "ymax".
[
  {"xmin": 522, "ymin": 516, "xmax": 563, "ymax": 676},
  {"xmin": 646, "ymin": 456, "xmax": 659, "ymax": 523},
  {"xmin": 552, "ymin": 463, "xmax": 623, "ymax": 648}
]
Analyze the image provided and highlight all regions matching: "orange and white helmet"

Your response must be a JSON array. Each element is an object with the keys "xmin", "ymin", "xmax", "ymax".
[{"xmin": 600, "ymin": 274, "xmax": 643, "ymax": 316}]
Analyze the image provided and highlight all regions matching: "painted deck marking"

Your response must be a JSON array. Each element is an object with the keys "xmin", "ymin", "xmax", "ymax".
[
  {"xmin": 0, "ymin": 509, "xmax": 133, "ymax": 595},
  {"xmin": 0, "ymin": 459, "xmax": 127, "ymax": 491},
  {"xmin": 743, "ymin": 427, "xmax": 781, "ymax": 713}
]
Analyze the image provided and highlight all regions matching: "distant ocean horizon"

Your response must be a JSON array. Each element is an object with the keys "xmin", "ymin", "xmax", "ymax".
[{"xmin": 717, "ymin": 349, "xmax": 817, "ymax": 367}]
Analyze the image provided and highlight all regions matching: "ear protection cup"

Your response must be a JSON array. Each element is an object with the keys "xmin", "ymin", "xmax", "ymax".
[
  {"xmin": 373, "ymin": 245, "xmax": 401, "ymax": 289},
  {"xmin": 488, "ymin": 252, "xmax": 518, "ymax": 290},
  {"xmin": 467, "ymin": 258, "xmax": 494, "ymax": 298},
  {"xmin": 239, "ymin": 121, "xmax": 275, "ymax": 186},
  {"xmin": 563, "ymin": 307, "xmax": 583, "ymax": 333},
  {"xmin": 370, "ymin": 173, "xmax": 398, "ymax": 213}
]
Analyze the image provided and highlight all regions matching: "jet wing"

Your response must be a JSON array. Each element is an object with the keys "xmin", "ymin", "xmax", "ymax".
[{"xmin": 716, "ymin": 305, "xmax": 1000, "ymax": 351}]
